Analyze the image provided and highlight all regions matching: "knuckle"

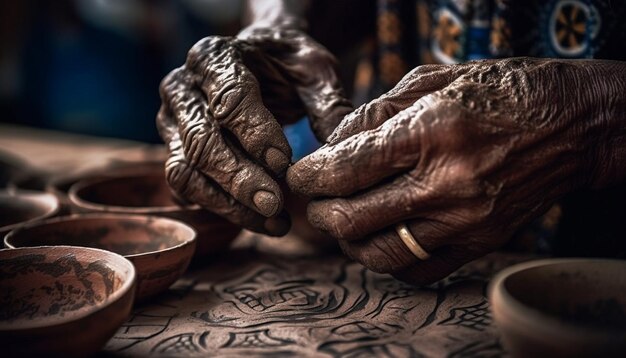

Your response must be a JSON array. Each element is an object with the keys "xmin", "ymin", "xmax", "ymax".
[
  {"xmin": 370, "ymin": 237, "xmax": 415, "ymax": 273},
  {"xmin": 360, "ymin": 254, "xmax": 395, "ymax": 274},
  {"xmin": 500, "ymin": 56, "xmax": 535, "ymax": 70},
  {"xmin": 165, "ymin": 157, "xmax": 193, "ymax": 195},
  {"xmin": 303, "ymin": 45, "xmax": 337, "ymax": 66},
  {"xmin": 402, "ymin": 64, "xmax": 448, "ymax": 85},
  {"xmin": 408, "ymin": 64, "xmax": 443, "ymax": 77},
  {"xmin": 180, "ymin": 121, "xmax": 222, "ymax": 169},
  {"xmin": 209, "ymin": 76, "xmax": 250, "ymax": 121},
  {"xmin": 340, "ymin": 234, "xmax": 416, "ymax": 274},
  {"xmin": 469, "ymin": 200, "xmax": 497, "ymax": 224},
  {"xmin": 338, "ymin": 241, "xmax": 395, "ymax": 274},
  {"xmin": 156, "ymin": 106, "xmax": 175, "ymax": 140},
  {"xmin": 186, "ymin": 36, "xmax": 232, "ymax": 70},
  {"xmin": 307, "ymin": 200, "xmax": 355, "ymax": 240},
  {"xmin": 159, "ymin": 67, "xmax": 185, "ymax": 101}
]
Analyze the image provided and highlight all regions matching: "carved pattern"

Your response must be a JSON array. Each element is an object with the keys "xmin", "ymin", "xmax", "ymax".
[
  {"xmin": 103, "ymin": 251, "xmax": 531, "ymax": 356},
  {"xmin": 151, "ymin": 333, "xmax": 200, "ymax": 355},
  {"xmin": 221, "ymin": 329, "xmax": 295, "ymax": 349},
  {"xmin": 106, "ymin": 306, "xmax": 176, "ymax": 351},
  {"xmin": 439, "ymin": 301, "xmax": 492, "ymax": 331},
  {"xmin": 447, "ymin": 339, "xmax": 505, "ymax": 358}
]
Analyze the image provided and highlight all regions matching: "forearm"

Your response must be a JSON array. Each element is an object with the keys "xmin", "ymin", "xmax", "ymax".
[
  {"xmin": 585, "ymin": 60, "xmax": 626, "ymax": 189},
  {"xmin": 243, "ymin": 0, "xmax": 310, "ymax": 29}
]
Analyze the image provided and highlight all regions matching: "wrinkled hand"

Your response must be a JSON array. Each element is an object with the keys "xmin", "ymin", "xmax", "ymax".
[
  {"xmin": 288, "ymin": 58, "xmax": 625, "ymax": 284},
  {"xmin": 157, "ymin": 26, "xmax": 352, "ymax": 235}
]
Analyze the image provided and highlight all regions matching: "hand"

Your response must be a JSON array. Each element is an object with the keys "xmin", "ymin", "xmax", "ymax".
[
  {"xmin": 288, "ymin": 58, "xmax": 626, "ymax": 284},
  {"xmin": 157, "ymin": 26, "xmax": 352, "ymax": 235}
]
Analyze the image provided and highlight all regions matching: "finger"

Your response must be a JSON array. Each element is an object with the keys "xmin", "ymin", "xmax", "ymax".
[
  {"xmin": 296, "ymin": 69, "xmax": 353, "ymax": 142},
  {"xmin": 237, "ymin": 41, "xmax": 306, "ymax": 124},
  {"xmin": 159, "ymin": 102, "xmax": 290, "ymax": 235},
  {"xmin": 338, "ymin": 219, "xmax": 451, "ymax": 274},
  {"xmin": 165, "ymin": 134, "xmax": 289, "ymax": 236},
  {"xmin": 327, "ymin": 64, "xmax": 467, "ymax": 144},
  {"xmin": 156, "ymin": 104, "xmax": 178, "ymax": 144},
  {"xmin": 160, "ymin": 68, "xmax": 284, "ymax": 218},
  {"xmin": 284, "ymin": 42, "xmax": 353, "ymax": 141},
  {"xmin": 240, "ymin": 28, "xmax": 353, "ymax": 140},
  {"xmin": 392, "ymin": 245, "xmax": 484, "ymax": 286},
  {"xmin": 306, "ymin": 175, "xmax": 438, "ymax": 240},
  {"xmin": 186, "ymin": 37, "xmax": 292, "ymax": 175},
  {"xmin": 288, "ymin": 100, "xmax": 428, "ymax": 198}
]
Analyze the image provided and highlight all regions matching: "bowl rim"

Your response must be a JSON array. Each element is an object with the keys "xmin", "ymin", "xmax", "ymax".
[
  {"xmin": 4, "ymin": 213, "xmax": 198, "ymax": 259},
  {"xmin": 45, "ymin": 160, "xmax": 165, "ymax": 194},
  {"xmin": 0, "ymin": 245, "xmax": 136, "ymax": 331},
  {"xmin": 0, "ymin": 190, "xmax": 60, "ymax": 233},
  {"xmin": 488, "ymin": 258, "xmax": 626, "ymax": 339},
  {"xmin": 67, "ymin": 174, "xmax": 202, "ymax": 214}
]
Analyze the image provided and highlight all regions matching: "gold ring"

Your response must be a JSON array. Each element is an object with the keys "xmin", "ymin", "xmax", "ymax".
[{"xmin": 395, "ymin": 223, "xmax": 431, "ymax": 260}]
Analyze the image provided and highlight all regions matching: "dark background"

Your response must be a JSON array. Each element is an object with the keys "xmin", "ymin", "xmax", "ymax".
[
  {"xmin": 0, "ymin": 0, "xmax": 243, "ymax": 143},
  {"xmin": 0, "ymin": 0, "xmax": 375, "ymax": 143}
]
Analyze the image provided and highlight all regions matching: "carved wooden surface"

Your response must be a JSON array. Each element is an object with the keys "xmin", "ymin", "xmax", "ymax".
[
  {"xmin": 0, "ymin": 127, "xmax": 533, "ymax": 357},
  {"xmin": 103, "ymin": 233, "xmax": 533, "ymax": 357}
]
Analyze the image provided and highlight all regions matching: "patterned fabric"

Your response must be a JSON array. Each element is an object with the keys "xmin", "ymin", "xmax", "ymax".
[
  {"xmin": 351, "ymin": 0, "xmax": 626, "ymax": 256},
  {"xmin": 377, "ymin": 0, "xmax": 410, "ymax": 87},
  {"xmin": 354, "ymin": 0, "xmax": 626, "ymax": 95}
]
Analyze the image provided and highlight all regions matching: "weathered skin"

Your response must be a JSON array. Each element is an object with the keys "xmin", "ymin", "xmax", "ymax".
[
  {"xmin": 288, "ymin": 58, "xmax": 626, "ymax": 285},
  {"xmin": 156, "ymin": 1, "xmax": 352, "ymax": 235}
]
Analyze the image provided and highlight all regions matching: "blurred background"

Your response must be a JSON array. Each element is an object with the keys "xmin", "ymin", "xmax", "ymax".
[{"xmin": 0, "ymin": 0, "xmax": 244, "ymax": 143}]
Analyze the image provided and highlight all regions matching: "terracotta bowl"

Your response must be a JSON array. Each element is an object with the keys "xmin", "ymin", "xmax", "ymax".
[
  {"xmin": 67, "ymin": 169, "xmax": 241, "ymax": 257},
  {"xmin": 46, "ymin": 175, "xmax": 80, "ymax": 215},
  {"xmin": 0, "ymin": 246, "xmax": 136, "ymax": 357},
  {"xmin": 5, "ymin": 214, "xmax": 196, "ymax": 301},
  {"xmin": 45, "ymin": 161, "xmax": 165, "ymax": 214},
  {"xmin": 489, "ymin": 258, "xmax": 626, "ymax": 357},
  {"xmin": 0, "ymin": 191, "xmax": 60, "ymax": 238},
  {"xmin": 0, "ymin": 150, "xmax": 27, "ymax": 189}
]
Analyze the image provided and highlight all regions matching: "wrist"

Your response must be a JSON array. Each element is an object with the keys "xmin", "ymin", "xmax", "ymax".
[{"xmin": 243, "ymin": 0, "xmax": 308, "ymax": 31}]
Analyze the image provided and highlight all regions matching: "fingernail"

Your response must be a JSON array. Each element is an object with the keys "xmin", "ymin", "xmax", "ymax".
[
  {"xmin": 265, "ymin": 147, "xmax": 290, "ymax": 175},
  {"xmin": 253, "ymin": 190, "xmax": 280, "ymax": 217},
  {"xmin": 264, "ymin": 214, "xmax": 291, "ymax": 236}
]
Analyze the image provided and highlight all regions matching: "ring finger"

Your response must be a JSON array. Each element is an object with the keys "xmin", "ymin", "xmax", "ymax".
[{"xmin": 339, "ymin": 219, "xmax": 453, "ymax": 274}]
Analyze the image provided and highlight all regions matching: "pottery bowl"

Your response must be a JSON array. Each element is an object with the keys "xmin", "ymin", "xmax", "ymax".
[
  {"xmin": 68, "ymin": 168, "xmax": 240, "ymax": 257},
  {"xmin": 5, "ymin": 214, "xmax": 196, "ymax": 301},
  {"xmin": 45, "ymin": 161, "xmax": 165, "ymax": 214},
  {"xmin": 489, "ymin": 258, "xmax": 626, "ymax": 357},
  {"xmin": 0, "ymin": 191, "xmax": 59, "ymax": 237},
  {"xmin": 46, "ymin": 173, "xmax": 101, "ymax": 215},
  {"xmin": 0, "ymin": 246, "xmax": 136, "ymax": 357}
]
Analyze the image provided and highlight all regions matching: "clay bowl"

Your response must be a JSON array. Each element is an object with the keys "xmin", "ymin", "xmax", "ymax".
[
  {"xmin": 489, "ymin": 258, "xmax": 626, "ymax": 357},
  {"xmin": 5, "ymin": 214, "xmax": 196, "ymax": 301},
  {"xmin": 46, "ymin": 175, "xmax": 81, "ymax": 215},
  {"xmin": 45, "ymin": 161, "xmax": 165, "ymax": 214},
  {"xmin": 0, "ymin": 191, "xmax": 60, "ymax": 238},
  {"xmin": 67, "ymin": 168, "xmax": 241, "ymax": 257},
  {"xmin": 0, "ymin": 150, "xmax": 27, "ymax": 188},
  {"xmin": 0, "ymin": 246, "xmax": 136, "ymax": 357}
]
